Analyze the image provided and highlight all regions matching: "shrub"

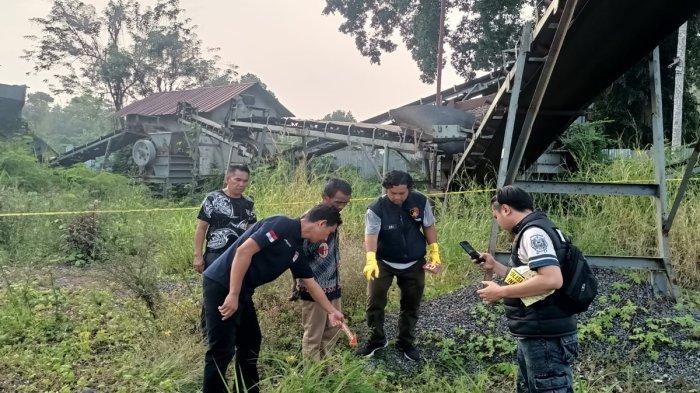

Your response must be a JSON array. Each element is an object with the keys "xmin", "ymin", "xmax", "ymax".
[
  {"xmin": 99, "ymin": 222, "xmax": 163, "ymax": 318},
  {"xmin": 61, "ymin": 205, "xmax": 101, "ymax": 267},
  {"xmin": 560, "ymin": 120, "xmax": 613, "ymax": 169}
]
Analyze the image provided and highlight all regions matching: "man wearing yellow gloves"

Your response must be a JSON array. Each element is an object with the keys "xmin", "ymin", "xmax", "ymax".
[{"xmin": 356, "ymin": 170, "xmax": 441, "ymax": 362}]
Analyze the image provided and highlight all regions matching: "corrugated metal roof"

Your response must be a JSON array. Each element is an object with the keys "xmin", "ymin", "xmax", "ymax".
[{"xmin": 116, "ymin": 83, "xmax": 256, "ymax": 117}]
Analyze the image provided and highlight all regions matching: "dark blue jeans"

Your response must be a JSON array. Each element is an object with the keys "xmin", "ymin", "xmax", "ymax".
[{"xmin": 515, "ymin": 334, "xmax": 578, "ymax": 393}]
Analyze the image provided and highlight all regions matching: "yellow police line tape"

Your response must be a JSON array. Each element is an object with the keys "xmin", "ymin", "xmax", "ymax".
[
  {"xmin": 0, "ymin": 178, "xmax": 696, "ymax": 218},
  {"xmin": 0, "ymin": 188, "xmax": 497, "ymax": 218}
]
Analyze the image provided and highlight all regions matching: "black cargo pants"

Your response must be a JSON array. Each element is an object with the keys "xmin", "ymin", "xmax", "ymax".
[
  {"xmin": 202, "ymin": 277, "xmax": 261, "ymax": 393},
  {"xmin": 366, "ymin": 258, "xmax": 425, "ymax": 348}
]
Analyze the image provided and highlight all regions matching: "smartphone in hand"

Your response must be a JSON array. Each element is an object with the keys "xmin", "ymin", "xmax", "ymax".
[{"xmin": 459, "ymin": 241, "xmax": 485, "ymax": 263}]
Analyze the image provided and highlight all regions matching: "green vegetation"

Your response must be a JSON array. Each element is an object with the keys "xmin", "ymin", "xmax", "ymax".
[
  {"xmin": 23, "ymin": 0, "xmax": 237, "ymax": 111},
  {"xmin": 23, "ymin": 92, "xmax": 115, "ymax": 152},
  {"xmin": 0, "ymin": 141, "xmax": 698, "ymax": 392}
]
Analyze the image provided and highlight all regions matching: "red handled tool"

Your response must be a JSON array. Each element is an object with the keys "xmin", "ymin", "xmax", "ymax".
[{"xmin": 340, "ymin": 322, "xmax": 357, "ymax": 347}]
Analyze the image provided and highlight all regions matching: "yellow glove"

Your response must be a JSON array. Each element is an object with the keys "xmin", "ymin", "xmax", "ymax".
[
  {"xmin": 427, "ymin": 243, "xmax": 442, "ymax": 266},
  {"xmin": 363, "ymin": 251, "xmax": 380, "ymax": 281}
]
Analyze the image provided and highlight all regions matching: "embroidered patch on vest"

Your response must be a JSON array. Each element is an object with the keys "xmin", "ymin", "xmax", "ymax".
[
  {"xmin": 530, "ymin": 234, "xmax": 548, "ymax": 253},
  {"xmin": 317, "ymin": 242, "xmax": 329, "ymax": 258},
  {"xmin": 409, "ymin": 207, "xmax": 420, "ymax": 219}
]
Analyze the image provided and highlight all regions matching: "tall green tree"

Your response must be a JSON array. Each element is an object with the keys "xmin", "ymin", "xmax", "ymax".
[
  {"xmin": 22, "ymin": 92, "xmax": 54, "ymax": 133},
  {"xmin": 589, "ymin": 18, "xmax": 700, "ymax": 145},
  {"xmin": 322, "ymin": 110, "xmax": 356, "ymax": 122},
  {"xmin": 129, "ymin": 0, "xmax": 237, "ymax": 96},
  {"xmin": 24, "ymin": 91, "xmax": 113, "ymax": 151},
  {"xmin": 323, "ymin": 0, "xmax": 442, "ymax": 83},
  {"xmin": 449, "ymin": 0, "xmax": 525, "ymax": 78},
  {"xmin": 23, "ymin": 0, "xmax": 234, "ymax": 110},
  {"xmin": 326, "ymin": 0, "xmax": 699, "ymax": 144},
  {"xmin": 323, "ymin": 0, "xmax": 526, "ymax": 82},
  {"xmin": 238, "ymin": 73, "xmax": 277, "ymax": 98}
]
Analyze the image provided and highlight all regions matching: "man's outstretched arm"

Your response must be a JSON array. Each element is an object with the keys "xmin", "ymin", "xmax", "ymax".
[{"xmin": 218, "ymin": 238, "xmax": 260, "ymax": 320}]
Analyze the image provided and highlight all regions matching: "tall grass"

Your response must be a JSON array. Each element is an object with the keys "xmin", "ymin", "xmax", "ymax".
[
  {"xmin": 3, "ymin": 143, "xmax": 696, "ymax": 286},
  {"xmin": 0, "ymin": 143, "xmax": 698, "ymax": 391}
]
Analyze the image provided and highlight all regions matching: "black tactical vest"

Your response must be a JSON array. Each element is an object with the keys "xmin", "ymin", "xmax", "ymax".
[
  {"xmin": 368, "ymin": 191, "xmax": 428, "ymax": 263},
  {"xmin": 503, "ymin": 211, "xmax": 577, "ymax": 337}
]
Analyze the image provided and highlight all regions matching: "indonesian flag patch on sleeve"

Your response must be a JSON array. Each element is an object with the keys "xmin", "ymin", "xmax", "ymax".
[{"xmin": 265, "ymin": 230, "xmax": 278, "ymax": 243}]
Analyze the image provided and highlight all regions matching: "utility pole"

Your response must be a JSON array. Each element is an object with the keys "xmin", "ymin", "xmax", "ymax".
[
  {"xmin": 435, "ymin": 0, "xmax": 446, "ymax": 106},
  {"xmin": 671, "ymin": 22, "xmax": 687, "ymax": 148}
]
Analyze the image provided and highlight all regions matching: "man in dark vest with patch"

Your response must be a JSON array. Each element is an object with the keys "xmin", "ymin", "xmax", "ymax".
[
  {"xmin": 476, "ymin": 185, "xmax": 578, "ymax": 393},
  {"xmin": 355, "ymin": 170, "xmax": 442, "ymax": 362}
]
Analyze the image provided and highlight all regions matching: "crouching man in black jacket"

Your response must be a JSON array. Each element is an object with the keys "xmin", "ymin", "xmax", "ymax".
[
  {"xmin": 476, "ymin": 186, "xmax": 578, "ymax": 393},
  {"xmin": 202, "ymin": 204, "xmax": 345, "ymax": 393}
]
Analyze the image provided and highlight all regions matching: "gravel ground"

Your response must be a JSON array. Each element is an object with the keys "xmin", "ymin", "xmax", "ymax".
[{"xmin": 357, "ymin": 268, "xmax": 700, "ymax": 389}]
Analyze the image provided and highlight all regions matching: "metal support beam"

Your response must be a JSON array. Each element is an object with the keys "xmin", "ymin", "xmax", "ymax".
[
  {"xmin": 671, "ymin": 22, "xmax": 687, "ymax": 148},
  {"xmin": 432, "ymin": 153, "xmax": 440, "ymax": 189},
  {"xmin": 423, "ymin": 157, "xmax": 433, "ymax": 187},
  {"xmin": 226, "ymin": 143, "xmax": 234, "ymax": 174},
  {"xmin": 504, "ymin": 0, "xmax": 579, "ymax": 185},
  {"xmin": 488, "ymin": 24, "xmax": 532, "ymax": 258},
  {"xmin": 101, "ymin": 137, "xmax": 113, "ymax": 171},
  {"xmin": 358, "ymin": 144, "xmax": 383, "ymax": 182},
  {"xmin": 665, "ymin": 139, "xmax": 700, "ymax": 232},
  {"xmin": 382, "ymin": 145, "xmax": 390, "ymax": 178},
  {"xmin": 514, "ymin": 180, "xmax": 659, "ymax": 196},
  {"xmin": 495, "ymin": 253, "xmax": 665, "ymax": 270},
  {"xmin": 496, "ymin": 26, "xmax": 532, "ymax": 190},
  {"xmin": 649, "ymin": 47, "xmax": 679, "ymax": 298},
  {"xmin": 229, "ymin": 120, "xmax": 422, "ymax": 154}
]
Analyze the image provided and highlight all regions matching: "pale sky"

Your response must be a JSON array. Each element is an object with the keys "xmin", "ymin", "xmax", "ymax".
[{"xmin": 0, "ymin": 0, "xmax": 466, "ymax": 120}]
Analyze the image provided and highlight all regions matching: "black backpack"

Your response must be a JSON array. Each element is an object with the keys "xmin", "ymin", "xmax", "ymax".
[
  {"xmin": 516, "ymin": 224, "xmax": 598, "ymax": 314},
  {"xmin": 558, "ymin": 241, "xmax": 598, "ymax": 313}
]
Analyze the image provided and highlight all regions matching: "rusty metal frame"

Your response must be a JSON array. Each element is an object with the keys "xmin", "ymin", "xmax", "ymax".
[
  {"xmin": 484, "ymin": 5, "xmax": 682, "ymax": 297},
  {"xmin": 504, "ymin": 0, "xmax": 579, "ymax": 184},
  {"xmin": 664, "ymin": 139, "xmax": 700, "ymax": 233},
  {"xmin": 487, "ymin": 24, "xmax": 533, "ymax": 260}
]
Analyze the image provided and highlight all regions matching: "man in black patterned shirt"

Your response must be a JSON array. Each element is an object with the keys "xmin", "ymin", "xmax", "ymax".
[
  {"xmin": 194, "ymin": 164, "xmax": 257, "ymax": 332},
  {"xmin": 194, "ymin": 165, "xmax": 257, "ymax": 273}
]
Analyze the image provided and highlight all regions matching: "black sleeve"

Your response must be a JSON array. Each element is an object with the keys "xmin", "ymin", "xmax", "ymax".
[
  {"xmin": 303, "ymin": 239, "xmax": 318, "ymax": 257},
  {"xmin": 249, "ymin": 201, "xmax": 258, "ymax": 224},
  {"xmin": 197, "ymin": 195, "xmax": 212, "ymax": 223},
  {"xmin": 290, "ymin": 254, "xmax": 314, "ymax": 279},
  {"xmin": 249, "ymin": 217, "xmax": 288, "ymax": 251}
]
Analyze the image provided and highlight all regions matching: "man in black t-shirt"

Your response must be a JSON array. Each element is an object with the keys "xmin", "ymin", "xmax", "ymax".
[
  {"xmin": 194, "ymin": 165, "xmax": 257, "ymax": 334},
  {"xmin": 201, "ymin": 204, "xmax": 345, "ymax": 393},
  {"xmin": 194, "ymin": 164, "xmax": 257, "ymax": 273}
]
